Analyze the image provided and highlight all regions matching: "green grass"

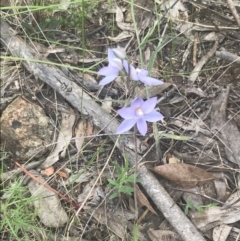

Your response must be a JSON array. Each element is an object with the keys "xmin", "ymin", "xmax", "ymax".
[
  {"xmin": 0, "ymin": 178, "xmax": 43, "ymax": 241},
  {"xmin": 108, "ymin": 156, "xmax": 137, "ymax": 200},
  {"xmin": 184, "ymin": 198, "xmax": 219, "ymax": 215}
]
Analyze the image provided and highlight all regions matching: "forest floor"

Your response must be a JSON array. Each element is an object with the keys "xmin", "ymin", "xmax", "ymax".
[{"xmin": 1, "ymin": 0, "xmax": 240, "ymax": 241}]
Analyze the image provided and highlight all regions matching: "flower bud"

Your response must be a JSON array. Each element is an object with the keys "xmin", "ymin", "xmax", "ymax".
[{"xmin": 112, "ymin": 46, "xmax": 126, "ymax": 60}]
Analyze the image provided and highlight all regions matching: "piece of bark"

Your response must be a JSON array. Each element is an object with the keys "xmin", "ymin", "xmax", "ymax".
[{"xmin": 0, "ymin": 20, "xmax": 206, "ymax": 241}]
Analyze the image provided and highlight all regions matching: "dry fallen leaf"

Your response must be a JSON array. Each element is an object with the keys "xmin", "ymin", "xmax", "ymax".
[
  {"xmin": 169, "ymin": 155, "xmax": 181, "ymax": 164},
  {"xmin": 41, "ymin": 166, "xmax": 54, "ymax": 176},
  {"xmin": 91, "ymin": 205, "xmax": 135, "ymax": 240},
  {"xmin": 56, "ymin": 170, "xmax": 68, "ymax": 179},
  {"xmin": 86, "ymin": 120, "xmax": 93, "ymax": 136},
  {"xmin": 27, "ymin": 171, "xmax": 68, "ymax": 227},
  {"xmin": 153, "ymin": 163, "xmax": 215, "ymax": 188},
  {"xmin": 75, "ymin": 119, "xmax": 93, "ymax": 153},
  {"xmin": 213, "ymin": 224, "xmax": 232, "ymax": 241},
  {"xmin": 211, "ymin": 86, "xmax": 240, "ymax": 166},
  {"xmin": 136, "ymin": 185, "xmax": 157, "ymax": 216},
  {"xmin": 190, "ymin": 206, "xmax": 240, "ymax": 232},
  {"xmin": 101, "ymin": 96, "xmax": 113, "ymax": 113},
  {"xmin": 75, "ymin": 119, "xmax": 87, "ymax": 152},
  {"xmin": 147, "ymin": 228, "xmax": 181, "ymax": 241},
  {"xmin": 41, "ymin": 111, "xmax": 76, "ymax": 169},
  {"xmin": 108, "ymin": 31, "xmax": 132, "ymax": 42},
  {"xmin": 115, "ymin": 6, "xmax": 124, "ymax": 23}
]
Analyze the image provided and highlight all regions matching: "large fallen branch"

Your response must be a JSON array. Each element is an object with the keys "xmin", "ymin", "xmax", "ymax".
[{"xmin": 0, "ymin": 20, "xmax": 206, "ymax": 241}]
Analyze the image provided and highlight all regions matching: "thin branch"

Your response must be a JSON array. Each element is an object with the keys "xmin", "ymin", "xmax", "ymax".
[
  {"xmin": 227, "ymin": 0, "xmax": 240, "ymax": 29},
  {"xmin": 15, "ymin": 162, "xmax": 80, "ymax": 210}
]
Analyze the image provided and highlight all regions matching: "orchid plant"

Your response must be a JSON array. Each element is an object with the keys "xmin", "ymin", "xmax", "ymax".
[{"xmin": 98, "ymin": 47, "xmax": 164, "ymax": 136}]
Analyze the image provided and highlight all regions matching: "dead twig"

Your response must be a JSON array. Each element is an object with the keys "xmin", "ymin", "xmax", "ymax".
[
  {"xmin": 189, "ymin": 40, "xmax": 218, "ymax": 83},
  {"xmin": 15, "ymin": 162, "xmax": 80, "ymax": 210},
  {"xmin": 0, "ymin": 159, "xmax": 44, "ymax": 181},
  {"xmin": 227, "ymin": 0, "xmax": 240, "ymax": 29}
]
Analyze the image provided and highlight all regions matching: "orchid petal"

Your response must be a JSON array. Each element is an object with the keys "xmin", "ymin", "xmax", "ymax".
[
  {"xmin": 137, "ymin": 118, "xmax": 147, "ymax": 136},
  {"xmin": 98, "ymin": 66, "xmax": 119, "ymax": 76},
  {"xmin": 141, "ymin": 97, "xmax": 157, "ymax": 114},
  {"xmin": 123, "ymin": 60, "xmax": 129, "ymax": 72},
  {"xmin": 130, "ymin": 97, "xmax": 144, "ymax": 109},
  {"xmin": 117, "ymin": 119, "xmax": 137, "ymax": 134},
  {"xmin": 137, "ymin": 69, "xmax": 148, "ymax": 78},
  {"xmin": 118, "ymin": 107, "xmax": 136, "ymax": 119},
  {"xmin": 129, "ymin": 65, "xmax": 139, "ymax": 81},
  {"xmin": 99, "ymin": 75, "xmax": 117, "ymax": 85},
  {"xmin": 123, "ymin": 61, "xmax": 138, "ymax": 81},
  {"xmin": 144, "ymin": 111, "xmax": 164, "ymax": 122},
  {"xmin": 116, "ymin": 96, "xmax": 164, "ymax": 136},
  {"xmin": 110, "ymin": 58, "xmax": 123, "ymax": 70},
  {"xmin": 108, "ymin": 49, "xmax": 116, "ymax": 62},
  {"xmin": 112, "ymin": 46, "xmax": 126, "ymax": 59},
  {"xmin": 139, "ymin": 76, "xmax": 164, "ymax": 86}
]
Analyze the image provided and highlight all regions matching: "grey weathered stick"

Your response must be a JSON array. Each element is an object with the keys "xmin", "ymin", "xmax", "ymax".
[
  {"xmin": 0, "ymin": 159, "xmax": 45, "ymax": 181},
  {"xmin": 0, "ymin": 20, "xmax": 206, "ymax": 241},
  {"xmin": 216, "ymin": 50, "xmax": 240, "ymax": 64}
]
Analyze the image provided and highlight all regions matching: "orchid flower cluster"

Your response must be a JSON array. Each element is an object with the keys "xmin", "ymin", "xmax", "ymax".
[{"xmin": 98, "ymin": 47, "xmax": 164, "ymax": 136}]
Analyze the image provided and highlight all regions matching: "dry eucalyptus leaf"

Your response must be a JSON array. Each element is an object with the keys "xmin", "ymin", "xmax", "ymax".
[
  {"xmin": 91, "ymin": 205, "xmax": 134, "ymax": 240},
  {"xmin": 214, "ymin": 179, "xmax": 227, "ymax": 201},
  {"xmin": 182, "ymin": 186, "xmax": 203, "ymax": 206},
  {"xmin": 190, "ymin": 188, "xmax": 240, "ymax": 232},
  {"xmin": 138, "ymin": 83, "xmax": 172, "ymax": 99},
  {"xmin": 27, "ymin": 171, "xmax": 68, "ymax": 227},
  {"xmin": 56, "ymin": 170, "xmax": 68, "ymax": 179},
  {"xmin": 41, "ymin": 166, "xmax": 54, "ymax": 176},
  {"xmin": 168, "ymin": 155, "xmax": 181, "ymax": 164},
  {"xmin": 116, "ymin": 6, "xmax": 124, "ymax": 23},
  {"xmin": 212, "ymin": 224, "xmax": 232, "ymax": 241},
  {"xmin": 117, "ymin": 22, "xmax": 135, "ymax": 32},
  {"xmin": 136, "ymin": 185, "xmax": 157, "ymax": 216},
  {"xmin": 41, "ymin": 112, "xmax": 76, "ymax": 169},
  {"xmin": 86, "ymin": 120, "xmax": 93, "ymax": 136},
  {"xmin": 75, "ymin": 119, "xmax": 87, "ymax": 152},
  {"xmin": 101, "ymin": 96, "xmax": 113, "ymax": 113},
  {"xmin": 163, "ymin": 0, "xmax": 188, "ymax": 21},
  {"xmin": 108, "ymin": 31, "xmax": 133, "ymax": 42},
  {"xmin": 153, "ymin": 163, "xmax": 215, "ymax": 188},
  {"xmin": 147, "ymin": 228, "xmax": 181, "ymax": 241},
  {"xmin": 190, "ymin": 206, "xmax": 240, "ymax": 232},
  {"xmin": 211, "ymin": 86, "xmax": 240, "ymax": 166},
  {"xmin": 61, "ymin": 171, "xmax": 92, "ymax": 187}
]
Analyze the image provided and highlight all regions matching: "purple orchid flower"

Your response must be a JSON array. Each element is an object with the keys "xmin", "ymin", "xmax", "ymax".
[
  {"xmin": 98, "ymin": 49, "xmax": 123, "ymax": 86},
  {"xmin": 112, "ymin": 46, "xmax": 126, "ymax": 60},
  {"xmin": 123, "ymin": 61, "xmax": 164, "ymax": 86},
  {"xmin": 117, "ymin": 97, "xmax": 164, "ymax": 136}
]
